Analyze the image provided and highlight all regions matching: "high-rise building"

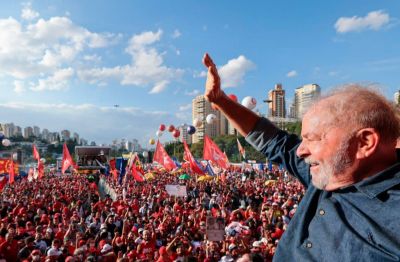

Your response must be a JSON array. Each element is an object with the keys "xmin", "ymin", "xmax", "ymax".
[
  {"xmin": 178, "ymin": 125, "xmax": 192, "ymax": 144},
  {"xmin": 33, "ymin": 126, "xmax": 40, "ymax": 137},
  {"xmin": 394, "ymin": 90, "xmax": 400, "ymax": 105},
  {"xmin": 132, "ymin": 139, "xmax": 141, "ymax": 152},
  {"xmin": 15, "ymin": 126, "xmax": 22, "ymax": 137},
  {"xmin": 73, "ymin": 132, "xmax": 80, "ymax": 143},
  {"xmin": 23, "ymin": 126, "xmax": 34, "ymax": 138},
  {"xmin": 268, "ymin": 84, "xmax": 286, "ymax": 118},
  {"xmin": 124, "ymin": 140, "xmax": 133, "ymax": 151},
  {"xmin": 42, "ymin": 128, "xmax": 49, "ymax": 140},
  {"xmin": 192, "ymin": 95, "xmax": 222, "ymax": 143},
  {"xmin": 60, "ymin": 130, "xmax": 71, "ymax": 141},
  {"xmin": 2, "ymin": 123, "xmax": 15, "ymax": 138},
  {"xmin": 294, "ymin": 84, "xmax": 321, "ymax": 119},
  {"xmin": 288, "ymin": 102, "xmax": 296, "ymax": 119}
]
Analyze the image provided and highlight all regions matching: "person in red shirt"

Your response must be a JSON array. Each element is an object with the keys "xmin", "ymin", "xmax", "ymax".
[
  {"xmin": 157, "ymin": 246, "xmax": 172, "ymax": 262},
  {"xmin": 0, "ymin": 232, "xmax": 19, "ymax": 261},
  {"xmin": 137, "ymin": 229, "xmax": 156, "ymax": 260}
]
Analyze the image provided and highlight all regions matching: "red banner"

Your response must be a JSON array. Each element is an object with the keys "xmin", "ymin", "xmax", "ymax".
[
  {"xmin": 62, "ymin": 143, "xmax": 76, "ymax": 174},
  {"xmin": 153, "ymin": 140, "xmax": 176, "ymax": 171},
  {"xmin": 183, "ymin": 141, "xmax": 205, "ymax": 175},
  {"xmin": 203, "ymin": 135, "xmax": 229, "ymax": 169}
]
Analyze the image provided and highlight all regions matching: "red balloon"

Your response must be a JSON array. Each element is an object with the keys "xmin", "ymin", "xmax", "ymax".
[
  {"xmin": 228, "ymin": 94, "xmax": 238, "ymax": 102},
  {"xmin": 168, "ymin": 125, "xmax": 175, "ymax": 132},
  {"xmin": 173, "ymin": 129, "xmax": 180, "ymax": 138},
  {"xmin": 159, "ymin": 124, "xmax": 166, "ymax": 131}
]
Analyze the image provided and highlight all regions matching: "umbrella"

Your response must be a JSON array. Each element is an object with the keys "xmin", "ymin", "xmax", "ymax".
[
  {"xmin": 145, "ymin": 173, "xmax": 155, "ymax": 180},
  {"xmin": 198, "ymin": 175, "xmax": 213, "ymax": 182},
  {"xmin": 179, "ymin": 174, "xmax": 191, "ymax": 180}
]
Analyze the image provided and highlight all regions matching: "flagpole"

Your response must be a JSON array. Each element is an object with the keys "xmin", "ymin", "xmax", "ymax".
[{"xmin": 237, "ymin": 130, "xmax": 242, "ymax": 163}]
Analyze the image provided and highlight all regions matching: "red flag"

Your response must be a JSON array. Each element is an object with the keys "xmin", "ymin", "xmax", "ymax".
[
  {"xmin": 130, "ymin": 154, "xmax": 144, "ymax": 174},
  {"xmin": 37, "ymin": 161, "xmax": 44, "ymax": 179},
  {"xmin": 109, "ymin": 159, "xmax": 118, "ymax": 181},
  {"xmin": 131, "ymin": 164, "xmax": 145, "ymax": 182},
  {"xmin": 237, "ymin": 138, "xmax": 246, "ymax": 159},
  {"xmin": 8, "ymin": 159, "xmax": 15, "ymax": 184},
  {"xmin": 203, "ymin": 135, "xmax": 229, "ymax": 169},
  {"xmin": 153, "ymin": 140, "xmax": 176, "ymax": 171},
  {"xmin": 62, "ymin": 143, "xmax": 75, "ymax": 174},
  {"xmin": 183, "ymin": 141, "xmax": 205, "ymax": 175},
  {"xmin": 33, "ymin": 144, "xmax": 40, "ymax": 161},
  {"xmin": 0, "ymin": 176, "xmax": 7, "ymax": 192}
]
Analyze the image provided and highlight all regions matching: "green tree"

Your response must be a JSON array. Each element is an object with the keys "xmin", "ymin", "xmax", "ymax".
[{"xmin": 284, "ymin": 121, "xmax": 302, "ymax": 136}]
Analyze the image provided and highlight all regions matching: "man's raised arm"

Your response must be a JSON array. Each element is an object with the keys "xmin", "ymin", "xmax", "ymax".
[{"xmin": 202, "ymin": 53, "xmax": 260, "ymax": 136}]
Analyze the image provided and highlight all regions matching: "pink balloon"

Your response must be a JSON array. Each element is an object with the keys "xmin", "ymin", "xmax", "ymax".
[
  {"xmin": 173, "ymin": 129, "xmax": 180, "ymax": 138},
  {"xmin": 159, "ymin": 124, "xmax": 166, "ymax": 131},
  {"xmin": 168, "ymin": 125, "xmax": 175, "ymax": 132},
  {"xmin": 228, "ymin": 94, "xmax": 238, "ymax": 102}
]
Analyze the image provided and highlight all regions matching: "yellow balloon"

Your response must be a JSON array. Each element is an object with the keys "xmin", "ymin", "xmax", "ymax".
[{"xmin": 149, "ymin": 138, "xmax": 155, "ymax": 145}]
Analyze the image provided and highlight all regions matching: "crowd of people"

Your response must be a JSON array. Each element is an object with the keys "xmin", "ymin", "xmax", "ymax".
[{"xmin": 0, "ymin": 164, "xmax": 304, "ymax": 262}]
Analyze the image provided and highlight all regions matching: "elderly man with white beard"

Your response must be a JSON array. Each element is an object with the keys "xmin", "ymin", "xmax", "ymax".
[{"xmin": 202, "ymin": 53, "xmax": 400, "ymax": 261}]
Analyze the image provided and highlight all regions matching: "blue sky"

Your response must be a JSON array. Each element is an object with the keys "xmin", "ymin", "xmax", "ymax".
[{"xmin": 0, "ymin": 0, "xmax": 399, "ymax": 147}]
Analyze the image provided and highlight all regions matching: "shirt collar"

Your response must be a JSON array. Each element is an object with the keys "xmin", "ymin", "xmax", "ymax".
[{"xmin": 353, "ymin": 161, "xmax": 400, "ymax": 199}]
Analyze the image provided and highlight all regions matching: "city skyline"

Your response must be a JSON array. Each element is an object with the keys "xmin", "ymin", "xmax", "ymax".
[{"xmin": 0, "ymin": 1, "xmax": 399, "ymax": 146}]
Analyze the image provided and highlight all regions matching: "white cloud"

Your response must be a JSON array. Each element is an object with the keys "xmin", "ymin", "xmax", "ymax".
[
  {"xmin": 126, "ymin": 29, "xmax": 162, "ymax": 52},
  {"xmin": 21, "ymin": 3, "xmax": 39, "ymax": 21},
  {"xmin": 149, "ymin": 80, "xmax": 169, "ymax": 94},
  {"xmin": 13, "ymin": 80, "xmax": 26, "ymax": 93},
  {"xmin": 0, "ymin": 9, "xmax": 120, "ymax": 91},
  {"xmin": 79, "ymin": 29, "xmax": 184, "ymax": 94},
  {"xmin": 172, "ymin": 29, "xmax": 181, "ymax": 39},
  {"xmin": 286, "ymin": 70, "xmax": 298, "ymax": 78},
  {"xmin": 335, "ymin": 10, "xmax": 390, "ymax": 33},
  {"xmin": 218, "ymin": 55, "xmax": 255, "ymax": 88},
  {"xmin": 193, "ymin": 71, "xmax": 207, "ymax": 78},
  {"xmin": 179, "ymin": 103, "xmax": 191, "ymax": 111},
  {"xmin": 184, "ymin": 89, "xmax": 200, "ymax": 96},
  {"xmin": 83, "ymin": 54, "xmax": 102, "ymax": 63},
  {"xmin": 30, "ymin": 67, "xmax": 74, "ymax": 91}
]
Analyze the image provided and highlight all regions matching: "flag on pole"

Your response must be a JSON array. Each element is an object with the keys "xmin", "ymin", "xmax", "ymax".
[
  {"xmin": 131, "ymin": 163, "xmax": 145, "ymax": 182},
  {"xmin": 203, "ymin": 135, "xmax": 229, "ymax": 169},
  {"xmin": 153, "ymin": 140, "xmax": 176, "ymax": 171},
  {"xmin": 127, "ymin": 153, "xmax": 145, "ymax": 182},
  {"xmin": 8, "ymin": 158, "xmax": 15, "ymax": 184},
  {"xmin": 61, "ymin": 143, "xmax": 76, "ymax": 174},
  {"xmin": 116, "ymin": 158, "xmax": 127, "ymax": 185},
  {"xmin": 237, "ymin": 138, "xmax": 246, "ymax": 159},
  {"xmin": 32, "ymin": 144, "xmax": 44, "ymax": 179},
  {"xmin": 33, "ymin": 144, "xmax": 40, "ymax": 161},
  {"xmin": 183, "ymin": 140, "xmax": 205, "ymax": 175}
]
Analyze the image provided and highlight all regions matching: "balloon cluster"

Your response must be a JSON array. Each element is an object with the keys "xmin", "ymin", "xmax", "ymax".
[{"xmin": 148, "ymin": 93, "xmax": 257, "ymax": 145}]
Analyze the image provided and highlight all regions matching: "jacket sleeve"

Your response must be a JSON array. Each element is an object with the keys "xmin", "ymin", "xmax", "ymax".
[{"xmin": 245, "ymin": 117, "xmax": 311, "ymax": 187}]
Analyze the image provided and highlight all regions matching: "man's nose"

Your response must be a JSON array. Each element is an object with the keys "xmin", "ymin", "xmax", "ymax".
[{"xmin": 296, "ymin": 141, "xmax": 310, "ymax": 158}]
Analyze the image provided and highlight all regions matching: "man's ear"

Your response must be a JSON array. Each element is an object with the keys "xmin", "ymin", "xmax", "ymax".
[{"xmin": 355, "ymin": 128, "xmax": 379, "ymax": 159}]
